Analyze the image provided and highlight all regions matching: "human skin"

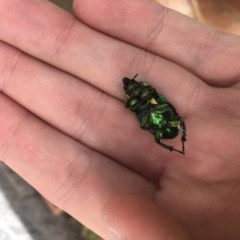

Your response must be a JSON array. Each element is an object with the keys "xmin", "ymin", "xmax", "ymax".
[{"xmin": 0, "ymin": 0, "xmax": 240, "ymax": 239}]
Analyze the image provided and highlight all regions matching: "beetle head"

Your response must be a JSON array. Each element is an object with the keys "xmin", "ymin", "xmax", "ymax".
[{"xmin": 123, "ymin": 74, "xmax": 138, "ymax": 92}]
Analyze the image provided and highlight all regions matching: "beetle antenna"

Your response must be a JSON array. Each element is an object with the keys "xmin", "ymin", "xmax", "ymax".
[{"xmin": 132, "ymin": 73, "xmax": 138, "ymax": 80}]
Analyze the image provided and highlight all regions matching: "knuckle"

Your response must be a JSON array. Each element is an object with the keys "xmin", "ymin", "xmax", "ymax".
[
  {"xmin": 0, "ymin": 45, "xmax": 23, "ymax": 92},
  {"xmin": 191, "ymin": 29, "xmax": 221, "ymax": 73},
  {"xmin": 0, "ymin": 111, "xmax": 30, "ymax": 160},
  {"xmin": 182, "ymin": 83, "xmax": 212, "ymax": 116},
  {"xmin": 145, "ymin": 5, "xmax": 169, "ymax": 49},
  {"xmin": 51, "ymin": 18, "xmax": 77, "ymax": 58},
  {"xmin": 53, "ymin": 148, "xmax": 93, "ymax": 207}
]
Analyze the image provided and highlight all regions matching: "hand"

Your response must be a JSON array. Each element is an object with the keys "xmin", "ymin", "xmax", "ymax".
[{"xmin": 0, "ymin": 0, "xmax": 240, "ymax": 239}]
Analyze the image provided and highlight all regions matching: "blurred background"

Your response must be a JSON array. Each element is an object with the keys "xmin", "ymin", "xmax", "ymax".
[
  {"xmin": 50, "ymin": 0, "xmax": 73, "ymax": 13},
  {"xmin": 156, "ymin": 0, "xmax": 240, "ymax": 35},
  {"xmin": 49, "ymin": 0, "xmax": 240, "ymax": 35},
  {"xmin": 1, "ymin": 1, "xmax": 240, "ymax": 240}
]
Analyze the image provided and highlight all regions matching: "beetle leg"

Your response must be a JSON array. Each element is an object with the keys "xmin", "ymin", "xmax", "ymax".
[
  {"xmin": 160, "ymin": 141, "xmax": 185, "ymax": 154},
  {"xmin": 179, "ymin": 121, "xmax": 187, "ymax": 141},
  {"xmin": 155, "ymin": 130, "xmax": 173, "ymax": 151},
  {"xmin": 179, "ymin": 121, "xmax": 187, "ymax": 154},
  {"xmin": 159, "ymin": 141, "xmax": 174, "ymax": 152},
  {"xmin": 155, "ymin": 129, "xmax": 186, "ymax": 154}
]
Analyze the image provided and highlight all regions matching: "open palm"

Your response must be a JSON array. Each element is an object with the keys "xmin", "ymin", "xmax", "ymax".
[{"xmin": 0, "ymin": 0, "xmax": 240, "ymax": 239}]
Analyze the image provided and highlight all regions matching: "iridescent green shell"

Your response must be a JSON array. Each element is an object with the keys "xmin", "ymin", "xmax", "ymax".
[{"xmin": 123, "ymin": 74, "xmax": 187, "ymax": 154}]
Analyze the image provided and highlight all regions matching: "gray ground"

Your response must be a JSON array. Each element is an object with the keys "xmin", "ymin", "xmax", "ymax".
[
  {"xmin": 50, "ymin": 0, "xmax": 73, "ymax": 13},
  {"xmin": 0, "ymin": 163, "xmax": 84, "ymax": 240}
]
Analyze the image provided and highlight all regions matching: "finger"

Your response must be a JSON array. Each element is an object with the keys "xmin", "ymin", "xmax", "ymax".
[
  {"xmin": 0, "ymin": 41, "xmax": 175, "ymax": 181},
  {"xmin": 103, "ymin": 194, "xmax": 188, "ymax": 240},
  {"xmin": 74, "ymin": 0, "xmax": 240, "ymax": 86},
  {"xmin": 0, "ymin": 93, "xmax": 155, "ymax": 238},
  {"xmin": 0, "ymin": 0, "xmax": 209, "ymax": 115}
]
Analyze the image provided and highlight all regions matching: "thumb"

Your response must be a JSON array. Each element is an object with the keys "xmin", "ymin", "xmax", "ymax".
[{"xmin": 103, "ymin": 193, "xmax": 188, "ymax": 240}]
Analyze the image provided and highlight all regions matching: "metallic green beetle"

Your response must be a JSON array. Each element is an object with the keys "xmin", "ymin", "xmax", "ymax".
[{"xmin": 123, "ymin": 74, "xmax": 187, "ymax": 154}]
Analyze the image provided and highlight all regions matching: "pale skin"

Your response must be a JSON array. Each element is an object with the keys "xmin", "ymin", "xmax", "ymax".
[{"xmin": 0, "ymin": 0, "xmax": 240, "ymax": 239}]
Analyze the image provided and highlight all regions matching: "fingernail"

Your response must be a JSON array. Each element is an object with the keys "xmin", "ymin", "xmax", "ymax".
[
  {"xmin": 107, "ymin": 226, "xmax": 124, "ymax": 240},
  {"xmin": 105, "ymin": 216, "xmax": 127, "ymax": 240}
]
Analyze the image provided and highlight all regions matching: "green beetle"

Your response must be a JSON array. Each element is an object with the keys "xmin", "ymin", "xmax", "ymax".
[{"xmin": 123, "ymin": 74, "xmax": 187, "ymax": 154}]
